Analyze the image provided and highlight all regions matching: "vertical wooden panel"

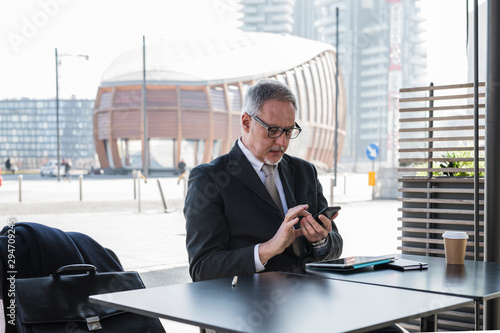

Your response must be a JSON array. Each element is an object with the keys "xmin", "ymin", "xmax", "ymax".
[
  {"xmin": 204, "ymin": 85, "xmax": 214, "ymax": 163},
  {"xmin": 176, "ymin": 86, "xmax": 182, "ymax": 167},
  {"xmin": 108, "ymin": 88, "xmax": 118, "ymax": 168}
]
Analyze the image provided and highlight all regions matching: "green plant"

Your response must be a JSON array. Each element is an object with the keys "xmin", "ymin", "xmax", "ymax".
[
  {"xmin": 436, "ymin": 151, "xmax": 484, "ymax": 177},
  {"xmin": 439, "ymin": 151, "xmax": 460, "ymax": 176},
  {"xmin": 413, "ymin": 150, "xmax": 484, "ymax": 177}
]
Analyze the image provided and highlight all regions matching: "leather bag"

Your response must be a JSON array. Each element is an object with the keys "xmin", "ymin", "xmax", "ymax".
[{"xmin": 14, "ymin": 264, "xmax": 165, "ymax": 333}]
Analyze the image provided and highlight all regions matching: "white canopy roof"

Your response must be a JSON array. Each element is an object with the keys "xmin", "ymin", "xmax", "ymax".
[{"xmin": 100, "ymin": 31, "xmax": 335, "ymax": 87}]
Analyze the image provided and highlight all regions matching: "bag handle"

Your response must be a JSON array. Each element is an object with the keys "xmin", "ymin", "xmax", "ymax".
[{"xmin": 52, "ymin": 264, "xmax": 97, "ymax": 277}]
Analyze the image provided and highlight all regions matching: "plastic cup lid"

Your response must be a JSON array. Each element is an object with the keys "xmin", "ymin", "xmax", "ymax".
[{"xmin": 442, "ymin": 231, "xmax": 469, "ymax": 239}]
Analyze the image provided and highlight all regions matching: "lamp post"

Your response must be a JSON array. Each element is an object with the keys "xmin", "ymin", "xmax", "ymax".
[
  {"xmin": 142, "ymin": 36, "xmax": 149, "ymax": 178},
  {"xmin": 334, "ymin": 7, "xmax": 339, "ymax": 187},
  {"xmin": 54, "ymin": 48, "xmax": 89, "ymax": 181}
]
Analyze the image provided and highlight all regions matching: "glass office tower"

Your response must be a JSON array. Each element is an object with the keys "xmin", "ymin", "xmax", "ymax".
[
  {"xmin": 0, "ymin": 98, "xmax": 95, "ymax": 170},
  {"xmin": 239, "ymin": 0, "xmax": 427, "ymax": 170}
]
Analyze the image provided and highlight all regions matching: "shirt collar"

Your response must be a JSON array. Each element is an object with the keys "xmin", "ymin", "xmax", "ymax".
[{"xmin": 238, "ymin": 138, "xmax": 267, "ymax": 174}]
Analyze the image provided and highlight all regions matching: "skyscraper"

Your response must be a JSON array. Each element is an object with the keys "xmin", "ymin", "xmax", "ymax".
[
  {"xmin": 238, "ymin": 0, "xmax": 295, "ymax": 34},
  {"xmin": 239, "ymin": 0, "xmax": 427, "ymax": 170}
]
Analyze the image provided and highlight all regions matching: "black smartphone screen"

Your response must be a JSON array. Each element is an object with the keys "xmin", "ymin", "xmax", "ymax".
[{"xmin": 313, "ymin": 206, "xmax": 341, "ymax": 226}]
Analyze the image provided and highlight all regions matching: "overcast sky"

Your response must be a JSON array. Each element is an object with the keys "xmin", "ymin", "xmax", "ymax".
[
  {"xmin": 0, "ymin": 0, "xmax": 242, "ymax": 100},
  {"xmin": 0, "ymin": 0, "xmax": 477, "ymax": 100}
]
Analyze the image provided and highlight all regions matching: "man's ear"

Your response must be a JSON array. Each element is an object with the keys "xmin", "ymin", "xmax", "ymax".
[{"xmin": 241, "ymin": 113, "xmax": 251, "ymax": 133}]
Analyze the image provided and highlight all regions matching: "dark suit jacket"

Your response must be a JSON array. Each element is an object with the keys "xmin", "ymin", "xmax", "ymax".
[{"xmin": 184, "ymin": 142, "xmax": 343, "ymax": 281}]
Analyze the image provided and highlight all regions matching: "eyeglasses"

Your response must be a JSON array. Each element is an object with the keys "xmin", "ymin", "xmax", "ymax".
[{"xmin": 252, "ymin": 115, "xmax": 302, "ymax": 139}]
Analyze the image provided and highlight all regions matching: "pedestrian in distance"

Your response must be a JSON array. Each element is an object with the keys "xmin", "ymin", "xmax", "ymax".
[
  {"xmin": 177, "ymin": 159, "xmax": 187, "ymax": 175},
  {"xmin": 64, "ymin": 159, "xmax": 72, "ymax": 183},
  {"xmin": 4, "ymin": 158, "xmax": 16, "ymax": 174}
]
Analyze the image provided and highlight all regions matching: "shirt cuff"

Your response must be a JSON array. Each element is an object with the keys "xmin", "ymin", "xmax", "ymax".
[{"xmin": 254, "ymin": 244, "xmax": 266, "ymax": 272}]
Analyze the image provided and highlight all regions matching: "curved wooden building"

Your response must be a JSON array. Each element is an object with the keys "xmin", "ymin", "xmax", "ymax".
[{"xmin": 93, "ymin": 31, "xmax": 346, "ymax": 171}]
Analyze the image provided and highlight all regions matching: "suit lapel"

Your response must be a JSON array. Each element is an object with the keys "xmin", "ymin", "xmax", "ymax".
[
  {"xmin": 278, "ymin": 156, "xmax": 297, "ymax": 209},
  {"xmin": 279, "ymin": 157, "xmax": 307, "ymax": 257}
]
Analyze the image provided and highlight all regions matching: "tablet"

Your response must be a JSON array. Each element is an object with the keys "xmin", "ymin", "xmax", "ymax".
[{"xmin": 305, "ymin": 255, "xmax": 395, "ymax": 271}]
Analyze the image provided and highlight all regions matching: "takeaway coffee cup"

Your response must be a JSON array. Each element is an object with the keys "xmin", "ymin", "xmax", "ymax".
[{"xmin": 442, "ymin": 231, "xmax": 469, "ymax": 265}]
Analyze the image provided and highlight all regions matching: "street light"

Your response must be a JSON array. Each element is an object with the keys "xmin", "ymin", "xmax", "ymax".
[
  {"xmin": 54, "ymin": 48, "xmax": 89, "ymax": 181},
  {"xmin": 334, "ymin": 7, "xmax": 339, "ymax": 187}
]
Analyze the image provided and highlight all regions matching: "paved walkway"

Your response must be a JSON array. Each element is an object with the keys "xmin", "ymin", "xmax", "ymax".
[{"xmin": 0, "ymin": 172, "xmax": 401, "ymax": 333}]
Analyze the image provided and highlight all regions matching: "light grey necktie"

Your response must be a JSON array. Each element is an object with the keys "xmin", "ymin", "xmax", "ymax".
[{"xmin": 262, "ymin": 164, "xmax": 284, "ymax": 216}]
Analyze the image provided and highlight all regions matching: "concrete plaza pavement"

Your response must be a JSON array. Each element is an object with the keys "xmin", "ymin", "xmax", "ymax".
[{"xmin": 0, "ymin": 172, "xmax": 401, "ymax": 333}]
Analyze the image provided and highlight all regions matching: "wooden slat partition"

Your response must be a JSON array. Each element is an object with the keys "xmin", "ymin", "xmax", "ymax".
[{"xmin": 398, "ymin": 82, "xmax": 485, "ymax": 331}]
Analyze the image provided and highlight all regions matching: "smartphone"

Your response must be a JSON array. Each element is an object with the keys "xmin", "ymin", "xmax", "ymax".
[{"xmin": 313, "ymin": 206, "xmax": 341, "ymax": 227}]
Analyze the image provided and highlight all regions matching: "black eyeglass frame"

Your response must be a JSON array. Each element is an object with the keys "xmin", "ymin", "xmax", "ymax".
[{"xmin": 251, "ymin": 115, "xmax": 302, "ymax": 139}]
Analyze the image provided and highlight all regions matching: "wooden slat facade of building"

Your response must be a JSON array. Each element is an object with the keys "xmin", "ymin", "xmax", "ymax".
[{"xmin": 93, "ymin": 51, "xmax": 346, "ymax": 171}]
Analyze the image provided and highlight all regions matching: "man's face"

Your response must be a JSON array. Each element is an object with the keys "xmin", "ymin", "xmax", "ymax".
[{"xmin": 241, "ymin": 99, "xmax": 296, "ymax": 165}]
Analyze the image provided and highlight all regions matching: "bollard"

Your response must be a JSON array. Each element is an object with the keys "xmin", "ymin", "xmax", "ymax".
[
  {"xmin": 18, "ymin": 174, "xmax": 23, "ymax": 202},
  {"xmin": 158, "ymin": 178, "xmax": 176, "ymax": 213},
  {"xmin": 79, "ymin": 174, "xmax": 83, "ymax": 201},
  {"xmin": 330, "ymin": 177, "xmax": 335, "ymax": 205},
  {"xmin": 177, "ymin": 172, "xmax": 188, "ymax": 198},
  {"xmin": 137, "ymin": 170, "xmax": 141, "ymax": 213},
  {"xmin": 182, "ymin": 177, "xmax": 187, "ymax": 198},
  {"xmin": 344, "ymin": 175, "xmax": 347, "ymax": 195},
  {"xmin": 368, "ymin": 171, "xmax": 376, "ymax": 200},
  {"xmin": 157, "ymin": 179, "xmax": 168, "ymax": 212},
  {"xmin": 132, "ymin": 170, "xmax": 137, "ymax": 200}
]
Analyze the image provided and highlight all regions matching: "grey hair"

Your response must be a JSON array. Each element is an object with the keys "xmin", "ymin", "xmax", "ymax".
[{"xmin": 241, "ymin": 79, "xmax": 297, "ymax": 117}]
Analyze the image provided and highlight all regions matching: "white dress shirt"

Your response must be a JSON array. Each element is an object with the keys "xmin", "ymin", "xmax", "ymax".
[{"xmin": 237, "ymin": 139, "xmax": 288, "ymax": 272}]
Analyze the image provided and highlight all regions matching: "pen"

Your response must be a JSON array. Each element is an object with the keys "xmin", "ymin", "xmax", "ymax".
[{"xmin": 232, "ymin": 275, "xmax": 238, "ymax": 287}]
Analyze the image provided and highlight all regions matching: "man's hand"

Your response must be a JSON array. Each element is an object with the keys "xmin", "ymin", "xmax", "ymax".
[
  {"xmin": 300, "ymin": 210, "xmax": 338, "ymax": 243},
  {"xmin": 258, "ymin": 204, "xmax": 311, "ymax": 264}
]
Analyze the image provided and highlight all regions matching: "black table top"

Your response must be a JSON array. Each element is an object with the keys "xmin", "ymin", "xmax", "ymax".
[
  {"xmin": 306, "ymin": 254, "xmax": 500, "ymax": 301},
  {"xmin": 90, "ymin": 271, "xmax": 472, "ymax": 333}
]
